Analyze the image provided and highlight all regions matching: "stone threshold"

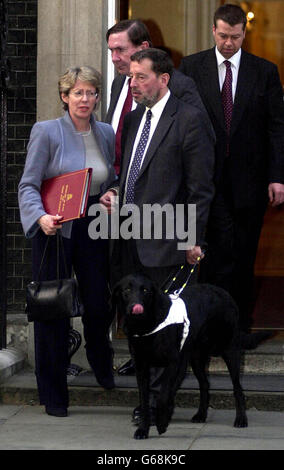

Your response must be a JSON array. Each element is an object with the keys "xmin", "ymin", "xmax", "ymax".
[{"xmin": 0, "ymin": 348, "xmax": 26, "ymax": 384}]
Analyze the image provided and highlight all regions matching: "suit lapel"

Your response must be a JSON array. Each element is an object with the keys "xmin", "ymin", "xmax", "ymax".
[
  {"xmin": 230, "ymin": 51, "xmax": 258, "ymax": 136},
  {"xmin": 197, "ymin": 49, "xmax": 259, "ymax": 137},
  {"xmin": 105, "ymin": 75, "xmax": 126, "ymax": 123},
  {"xmin": 120, "ymin": 106, "xmax": 144, "ymax": 187},
  {"xmin": 138, "ymin": 98, "xmax": 176, "ymax": 178},
  {"xmin": 120, "ymin": 96, "xmax": 177, "ymax": 189},
  {"xmin": 199, "ymin": 49, "xmax": 225, "ymax": 130}
]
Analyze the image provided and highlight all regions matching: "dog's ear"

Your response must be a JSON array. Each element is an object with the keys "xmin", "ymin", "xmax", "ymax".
[
  {"xmin": 151, "ymin": 281, "xmax": 172, "ymax": 324},
  {"xmin": 111, "ymin": 280, "xmax": 129, "ymax": 333},
  {"xmin": 111, "ymin": 280, "xmax": 122, "ymax": 312},
  {"xmin": 111, "ymin": 280, "xmax": 127, "ymax": 320}
]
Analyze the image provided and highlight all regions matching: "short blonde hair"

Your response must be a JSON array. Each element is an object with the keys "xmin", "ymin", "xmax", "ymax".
[{"xmin": 58, "ymin": 66, "xmax": 102, "ymax": 110}]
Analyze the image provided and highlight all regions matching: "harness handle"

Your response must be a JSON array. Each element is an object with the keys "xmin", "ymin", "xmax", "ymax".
[{"xmin": 164, "ymin": 250, "xmax": 205, "ymax": 297}]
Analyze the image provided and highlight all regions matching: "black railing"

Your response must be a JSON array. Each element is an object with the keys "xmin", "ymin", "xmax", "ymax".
[{"xmin": 0, "ymin": 0, "xmax": 9, "ymax": 349}]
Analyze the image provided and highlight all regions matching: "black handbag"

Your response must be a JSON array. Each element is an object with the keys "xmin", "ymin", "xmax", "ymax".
[{"xmin": 26, "ymin": 231, "xmax": 84, "ymax": 322}]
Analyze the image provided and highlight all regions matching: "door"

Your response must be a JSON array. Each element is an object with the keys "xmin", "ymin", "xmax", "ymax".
[{"xmin": 118, "ymin": 0, "xmax": 284, "ymax": 329}]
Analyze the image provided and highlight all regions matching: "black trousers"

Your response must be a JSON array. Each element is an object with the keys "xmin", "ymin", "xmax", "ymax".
[
  {"xmin": 32, "ymin": 196, "xmax": 114, "ymax": 409},
  {"xmin": 199, "ymin": 190, "xmax": 266, "ymax": 331},
  {"xmin": 114, "ymin": 238, "xmax": 196, "ymax": 404},
  {"xmin": 112, "ymin": 237, "xmax": 194, "ymax": 290}
]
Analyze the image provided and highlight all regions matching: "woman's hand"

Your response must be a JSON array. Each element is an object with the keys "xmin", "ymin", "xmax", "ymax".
[{"xmin": 38, "ymin": 214, "xmax": 63, "ymax": 235}]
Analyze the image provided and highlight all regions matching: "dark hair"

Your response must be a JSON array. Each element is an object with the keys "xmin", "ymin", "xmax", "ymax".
[
  {"xmin": 130, "ymin": 48, "xmax": 174, "ymax": 77},
  {"xmin": 106, "ymin": 19, "xmax": 153, "ymax": 47},
  {"xmin": 214, "ymin": 4, "xmax": 247, "ymax": 30}
]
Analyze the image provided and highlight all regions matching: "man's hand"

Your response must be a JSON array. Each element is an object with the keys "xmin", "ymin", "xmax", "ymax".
[
  {"xmin": 99, "ymin": 190, "xmax": 118, "ymax": 214},
  {"xmin": 268, "ymin": 183, "xmax": 284, "ymax": 207},
  {"xmin": 38, "ymin": 214, "xmax": 63, "ymax": 235},
  {"xmin": 186, "ymin": 245, "xmax": 205, "ymax": 265}
]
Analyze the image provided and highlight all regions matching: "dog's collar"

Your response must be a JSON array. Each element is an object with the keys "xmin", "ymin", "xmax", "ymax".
[{"xmin": 133, "ymin": 294, "xmax": 190, "ymax": 351}]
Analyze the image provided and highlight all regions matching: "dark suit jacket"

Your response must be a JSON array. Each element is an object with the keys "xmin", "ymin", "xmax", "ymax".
[
  {"xmin": 180, "ymin": 48, "xmax": 284, "ymax": 209},
  {"xmin": 105, "ymin": 69, "xmax": 215, "ymax": 140},
  {"xmin": 118, "ymin": 94, "xmax": 215, "ymax": 267}
]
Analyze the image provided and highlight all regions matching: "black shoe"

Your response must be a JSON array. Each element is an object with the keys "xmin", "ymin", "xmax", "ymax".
[
  {"xmin": 45, "ymin": 406, "xmax": 68, "ymax": 417},
  {"xmin": 96, "ymin": 376, "xmax": 115, "ymax": 390},
  {"xmin": 117, "ymin": 359, "xmax": 136, "ymax": 376},
  {"xmin": 132, "ymin": 405, "xmax": 156, "ymax": 426},
  {"xmin": 67, "ymin": 363, "xmax": 83, "ymax": 376}
]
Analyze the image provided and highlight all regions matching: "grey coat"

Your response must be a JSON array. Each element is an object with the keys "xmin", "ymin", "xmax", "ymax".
[{"xmin": 18, "ymin": 112, "xmax": 116, "ymax": 238}]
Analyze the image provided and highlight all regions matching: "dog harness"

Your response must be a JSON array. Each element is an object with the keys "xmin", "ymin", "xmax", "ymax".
[{"xmin": 134, "ymin": 294, "xmax": 190, "ymax": 351}]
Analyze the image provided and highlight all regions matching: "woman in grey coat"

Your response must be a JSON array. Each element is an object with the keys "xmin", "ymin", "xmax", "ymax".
[{"xmin": 18, "ymin": 66, "xmax": 116, "ymax": 417}]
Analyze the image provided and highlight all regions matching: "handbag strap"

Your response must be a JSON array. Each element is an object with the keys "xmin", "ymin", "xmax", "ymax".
[
  {"xmin": 37, "ymin": 230, "xmax": 69, "ymax": 281},
  {"xmin": 57, "ymin": 230, "xmax": 69, "ymax": 278},
  {"xmin": 37, "ymin": 236, "xmax": 50, "ymax": 281}
]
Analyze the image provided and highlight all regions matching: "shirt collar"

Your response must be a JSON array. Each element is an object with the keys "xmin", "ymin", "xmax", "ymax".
[{"xmin": 215, "ymin": 46, "xmax": 242, "ymax": 69}]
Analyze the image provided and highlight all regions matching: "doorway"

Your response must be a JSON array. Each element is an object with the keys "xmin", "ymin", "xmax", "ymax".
[
  {"xmin": 240, "ymin": 1, "xmax": 284, "ymax": 329},
  {"xmin": 119, "ymin": 0, "xmax": 200, "ymax": 67},
  {"xmin": 118, "ymin": 0, "xmax": 284, "ymax": 329}
]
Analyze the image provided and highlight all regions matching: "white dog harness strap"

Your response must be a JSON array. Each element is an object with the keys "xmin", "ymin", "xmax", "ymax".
[{"xmin": 134, "ymin": 294, "xmax": 190, "ymax": 351}]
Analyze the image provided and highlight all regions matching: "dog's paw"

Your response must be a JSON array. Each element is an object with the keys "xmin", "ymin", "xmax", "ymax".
[
  {"xmin": 234, "ymin": 415, "xmax": 248, "ymax": 428},
  {"xmin": 134, "ymin": 428, "xmax": 149, "ymax": 440},
  {"xmin": 156, "ymin": 423, "xmax": 168, "ymax": 435},
  {"xmin": 156, "ymin": 407, "xmax": 170, "ymax": 435},
  {"xmin": 191, "ymin": 411, "xmax": 207, "ymax": 423}
]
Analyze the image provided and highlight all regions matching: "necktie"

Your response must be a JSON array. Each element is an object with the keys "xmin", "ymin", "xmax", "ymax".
[
  {"xmin": 126, "ymin": 109, "xmax": 152, "ymax": 204},
  {"xmin": 114, "ymin": 79, "xmax": 132, "ymax": 174},
  {"xmin": 222, "ymin": 60, "xmax": 233, "ymax": 135}
]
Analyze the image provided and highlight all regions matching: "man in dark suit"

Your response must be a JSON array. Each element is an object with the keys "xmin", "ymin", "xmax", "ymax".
[
  {"xmin": 105, "ymin": 19, "xmax": 214, "ymax": 174},
  {"xmin": 179, "ymin": 4, "xmax": 284, "ymax": 331},
  {"xmin": 105, "ymin": 19, "xmax": 215, "ymax": 378},
  {"xmin": 102, "ymin": 47, "xmax": 215, "ymax": 285},
  {"xmin": 101, "ymin": 48, "xmax": 215, "ymax": 420}
]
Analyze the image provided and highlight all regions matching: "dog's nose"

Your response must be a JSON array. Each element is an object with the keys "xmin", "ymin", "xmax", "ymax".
[{"xmin": 131, "ymin": 304, "xmax": 144, "ymax": 314}]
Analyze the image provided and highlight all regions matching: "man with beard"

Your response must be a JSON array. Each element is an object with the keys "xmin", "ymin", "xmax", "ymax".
[
  {"xmin": 100, "ymin": 48, "xmax": 215, "ymax": 424},
  {"xmin": 105, "ymin": 19, "xmax": 214, "ymax": 175}
]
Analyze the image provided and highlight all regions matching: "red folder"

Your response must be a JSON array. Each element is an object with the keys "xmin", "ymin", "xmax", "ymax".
[{"xmin": 40, "ymin": 168, "xmax": 92, "ymax": 222}]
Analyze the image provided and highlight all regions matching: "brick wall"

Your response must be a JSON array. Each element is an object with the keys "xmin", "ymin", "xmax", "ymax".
[{"xmin": 6, "ymin": 0, "xmax": 37, "ymax": 313}]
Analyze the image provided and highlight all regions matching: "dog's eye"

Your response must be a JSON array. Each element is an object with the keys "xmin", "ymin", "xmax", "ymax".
[{"xmin": 143, "ymin": 288, "xmax": 149, "ymax": 293}]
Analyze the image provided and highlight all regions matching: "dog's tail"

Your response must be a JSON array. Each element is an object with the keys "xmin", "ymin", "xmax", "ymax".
[{"xmin": 240, "ymin": 330, "xmax": 273, "ymax": 350}]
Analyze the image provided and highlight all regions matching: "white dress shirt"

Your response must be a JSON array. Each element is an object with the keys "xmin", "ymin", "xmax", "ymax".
[
  {"xmin": 215, "ymin": 47, "xmax": 242, "ymax": 102},
  {"xmin": 111, "ymin": 77, "xmax": 137, "ymax": 133},
  {"xmin": 123, "ymin": 90, "xmax": 171, "ymax": 202}
]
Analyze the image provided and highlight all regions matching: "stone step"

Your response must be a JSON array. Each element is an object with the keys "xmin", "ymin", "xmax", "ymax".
[
  {"xmin": 1, "ymin": 325, "xmax": 284, "ymax": 411},
  {"xmin": 1, "ymin": 368, "xmax": 283, "ymax": 411},
  {"xmin": 111, "ymin": 331, "xmax": 284, "ymax": 375},
  {"xmin": 6, "ymin": 314, "xmax": 284, "ymax": 374},
  {"xmin": 0, "ymin": 348, "xmax": 26, "ymax": 384}
]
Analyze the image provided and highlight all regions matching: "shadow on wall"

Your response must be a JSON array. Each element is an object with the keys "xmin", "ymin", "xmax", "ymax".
[{"xmin": 143, "ymin": 19, "xmax": 183, "ymax": 68}]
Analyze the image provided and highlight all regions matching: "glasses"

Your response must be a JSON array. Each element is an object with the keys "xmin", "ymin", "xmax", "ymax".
[{"xmin": 70, "ymin": 90, "xmax": 97, "ymax": 99}]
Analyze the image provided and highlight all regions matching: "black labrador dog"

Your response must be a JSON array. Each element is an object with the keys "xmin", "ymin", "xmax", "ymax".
[{"xmin": 113, "ymin": 273, "xmax": 270, "ymax": 439}]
